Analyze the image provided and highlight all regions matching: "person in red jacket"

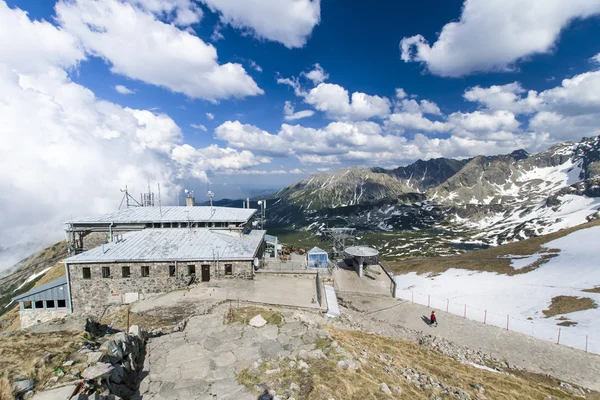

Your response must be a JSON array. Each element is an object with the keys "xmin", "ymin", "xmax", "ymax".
[{"xmin": 430, "ymin": 310, "xmax": 438, "ymax": 327}]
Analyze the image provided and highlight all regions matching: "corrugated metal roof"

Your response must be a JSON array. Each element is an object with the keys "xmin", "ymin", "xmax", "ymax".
[
  {"xmin": 12, "ymin": 276, "xmax": 67, "ymax": 302},
  {"xmin": 65, "ymin": 206, "xmax": 257, "ymax": 224},
  {"xmin": 63, "ymin": 228, "xmax": 266, "ymax": 263},
  {"xmin": 264, "ymin": 234, "xmax": 278, "ymax": 244}
]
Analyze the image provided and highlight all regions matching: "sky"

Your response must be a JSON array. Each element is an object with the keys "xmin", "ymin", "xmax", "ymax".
[{"xmin": 2, "ymin": 0, "xmax": 600, "ymax": 268}]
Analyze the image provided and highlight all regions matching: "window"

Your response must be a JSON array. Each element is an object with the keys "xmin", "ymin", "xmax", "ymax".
[
  {"xmin": 46, "ymin": 300, "xmax": 55, "ymax": 308},
  {"xmin": 188, "ymin": 265, "xmax": 196, "ymax": 276},
  {"xmin": 34, "ymin": 300, "xmax": 44, "ymax": 309},
  {"xmin": 122, "ymin": 266, "xmax": 131, "ymax": 278},
  {"xmin": 169, "ymin": 265, "xmax": 176, "ymax": 277},
  {"xmin": 57, "ymin": 299, "xmax": 66, "ymax": 308},
  {"xmin": 102, "ymin": 267, "xmax": 111, "ymax": 278},
  {"xmin": 23, "ymin": 301, "xmax": 32, "ymax": 309},
  {"xmin": 225, "ymin": 264, "xmax": 233, "ymax": 276},
  {"xmin": 82, "ymin": 267, "xmax": 91, "ymax": 279},
  {"xmin": 141, "ymin": 266, "xmax": 150, "ymax": 277}
]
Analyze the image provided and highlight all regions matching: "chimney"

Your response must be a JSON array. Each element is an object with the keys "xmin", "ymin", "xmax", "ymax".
[
  {"xmin": 186, "ymin": 196, "xmax": 195, "ymax": 207},
  {"xmin": 246, "ymin": 198, "xmax": 250, "ymax": 208}
]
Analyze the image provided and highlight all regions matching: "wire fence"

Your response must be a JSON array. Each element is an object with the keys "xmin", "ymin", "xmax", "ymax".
[{"xmin": 394, "ymin": 286, "xmax": 599, "ymax": 354}]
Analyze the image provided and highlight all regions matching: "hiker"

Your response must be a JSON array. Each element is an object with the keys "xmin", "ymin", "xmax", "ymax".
[{"xmin": 430, "ymin": 310, "xmax": 438, "ymax": 327}]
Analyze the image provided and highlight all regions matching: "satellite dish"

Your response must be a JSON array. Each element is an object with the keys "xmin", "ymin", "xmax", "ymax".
[
  {"xmin": 257, "ymin": 200, "xmax": 262, "ymax": 205},
  {"xmin": 184, "ymin": 189, "xmax": 189, "ymax": 194}
]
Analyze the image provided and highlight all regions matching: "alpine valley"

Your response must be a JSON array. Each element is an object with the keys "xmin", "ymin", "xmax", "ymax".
[{"xmin": 264, "ymin": 135, "xmax": 600, "ymax": 258}]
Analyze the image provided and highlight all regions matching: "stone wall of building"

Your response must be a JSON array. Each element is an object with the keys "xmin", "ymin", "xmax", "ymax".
[
  {"xmin": 67, "ymin": 260, "xmax": 254, "ymax": 315},
  {"xmin": 20, "ymin": 309, "xmax": 70, "ymax": 329}
]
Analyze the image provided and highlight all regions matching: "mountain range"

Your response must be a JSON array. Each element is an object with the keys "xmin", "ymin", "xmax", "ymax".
[{"xmin": 267, "ymin": 135, "xmax": 600, "ymax": 246}]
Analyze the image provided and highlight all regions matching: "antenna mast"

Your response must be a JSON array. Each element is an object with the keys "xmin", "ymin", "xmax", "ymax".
[{"xmin": 157, "ymin": 183, "xmax": 162, "ymax": 217}]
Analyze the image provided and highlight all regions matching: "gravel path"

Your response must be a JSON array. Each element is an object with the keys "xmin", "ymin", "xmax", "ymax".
[{"xmin": 341, "ymin": 294, "xmax": 600, "ymax": 391}]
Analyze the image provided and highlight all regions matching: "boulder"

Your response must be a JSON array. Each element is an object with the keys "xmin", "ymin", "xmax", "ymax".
[
  {"xmin": 380, "ymin": 382, "xmax": 392, "ymax": 396},
  {"xmin": 249, "ymin": 315, "xmax": 267, "ymax": 328},
  {"xmin": 13, "ymin": 379, "xmax": 35, "ymax": 395},
  {"xmin": 82, "ymin": 363, "xmax": 115, "ymax": 380}
]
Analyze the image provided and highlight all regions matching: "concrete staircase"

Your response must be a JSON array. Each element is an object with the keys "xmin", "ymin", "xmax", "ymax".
[{"xmin": 324, "ymin": 285, "xmax": 340, "ymax": 317}]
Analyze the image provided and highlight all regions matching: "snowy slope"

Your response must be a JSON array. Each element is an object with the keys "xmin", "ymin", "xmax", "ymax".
[{"xmin": 394, "ymin": 226, "xmax": 600, "ymax": 353}]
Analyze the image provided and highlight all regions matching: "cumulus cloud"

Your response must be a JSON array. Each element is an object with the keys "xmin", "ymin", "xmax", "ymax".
[
  {"xmin": 200, "ymin": 0, "xmax": 320, "ymax": 48},
  {"xmin": 395, "ymin": 88, "xmax": 407, "ymax": 99},
  {"xmin": 463, "ymin": 83, "xmax": 541, "ymax": 114},
  {"xmin": 0, "ymin": 3, "xmax": 269, "ymax": 269},
  {"xmin": 305, "ymin": 83, "xmax": 391, "ymax": 121},
  {"xmin": 56, "ymin": 0, "xmax": 263, "ymax": 101},
  {"xmin": 283, "ymin": 101, "xmax": 314, "ymax": 121},
  {"xmin": 301, "ymin": 63, "xmax": 328, "ymax": 85},
  {"xmin": 400, "ymin": 0, "xmax": 600, "ymax": 77},
  {"xmin": 130, "ymin": 0, "xmax": 203, "ymax": 25},
  {"xmin": 114, "ymin": 84, "xmax": 135, "ymax": 95}
]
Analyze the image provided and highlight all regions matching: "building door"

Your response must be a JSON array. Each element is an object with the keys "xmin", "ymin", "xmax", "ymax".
[{"xmin": 201, "ymin": 265, "xmax": 210, "ymax": 282}]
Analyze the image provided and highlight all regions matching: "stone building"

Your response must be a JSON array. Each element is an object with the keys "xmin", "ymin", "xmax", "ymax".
[
  {"xmin": 11, "ymin": 276, "xmax": 71, "ymax": 329},
  {"xmin": 63, "ymin": 228, "xmax": 266, "ymax": 314}
]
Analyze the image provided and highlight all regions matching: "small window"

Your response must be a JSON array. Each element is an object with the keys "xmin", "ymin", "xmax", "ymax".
[
  {"xmin": 57, "ymin": 299, "xmax": 66, "ymax": 308},
  {"xmin": 141, "ymin": 266, "xmax": 150, "ymax": 277},
  {"xmin": 46, "ymin": 300, "xmax": 55, "ymax": 308},
  {"xmin": 82, "ymin": 267, "xmax": 91, "ymax": 280},
  {"xmin": 225, "ymin": 264, "xmax": 233, "ymax": 276},
  {"xmin": 102, "ymin": 267, "xmax": 111, "ymax": 278},
  {"xmin": 23, "ymin": 301, "xmax": 32, "ymax": 309},
  {"xmin": 168, "ymin": 265, "xmax": 176, "ymax": 277},
  {"xmin": 122, "ymin": 266, "xmax": 131, "ymax": 278},
  {"xmin": 188, "ymin": 265, "xmax": 196, "ymax": 276},
  {"xmin": 34, "ymin": 300, "xmax": 44, "ymax": 309}
]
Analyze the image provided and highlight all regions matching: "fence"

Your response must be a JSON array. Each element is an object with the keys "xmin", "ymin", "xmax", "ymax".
[
  {"xmin": 258, "ymin": 259, "xmax": 311, "ymax": 273},
  {"xmin": 394, "ymin": 286, "xmax": 599, "ymax": 354},
  {"xmin": 378, "ymin": 262, "xmax": 397, "ymax": 298}
]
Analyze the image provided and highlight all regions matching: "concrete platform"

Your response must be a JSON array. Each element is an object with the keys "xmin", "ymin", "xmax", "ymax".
[
  {"xmin": 333, "ymin": 263, "xmax": 391, "ymax": 297},
  {"xmin": 133, "ymin": 275, "xmax": 322, "ymax": 313}
]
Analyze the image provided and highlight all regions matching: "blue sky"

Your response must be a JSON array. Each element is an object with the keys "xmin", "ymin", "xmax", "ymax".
[{"xmin": 3, "ymin": 0, "xmax": 600, "ymax": 265}]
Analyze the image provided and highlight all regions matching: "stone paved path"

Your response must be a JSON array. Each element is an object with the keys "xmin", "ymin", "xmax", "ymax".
[
  {"xmin": 340, "ymin": 294, "xmax": 600, "ymax": 391},
  {"xmin": 138, "ymin": 305, "xmax": 329, "ymax": 399}
]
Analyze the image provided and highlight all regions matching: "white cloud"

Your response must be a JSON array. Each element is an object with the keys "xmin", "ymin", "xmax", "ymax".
[
  {"xmin": 448, "ymin": 110, "xmax": 520, "ymax": 138},
  {"xmin": 463, "ymin": 82, "xmax": 541, "ymax": 114},
  {"xmin": 200, "ymin": 0, "xmax": 320, "ymax": 48},
  {"xmin": 56, "ymin": 0, "xmax": 263, "ymax": 101},
  {"xmin": 301, "ymin": 63, "xmax": 328, "ymax": 85},
  {"xmin": 215, "ymin": 168, "xmax": 304, "ymax": 176},
  {"xmin": 0, "ymin": 3, "xmax": 269, "ymax": 270},
  {"xmin": 191, "ymin": 123, "xmax": 207, "ymax": 131},
  {"xmin": 395, "ymin": 88, "xmax": 407, "ymax": 99},
  {"xmin": 206, "ymin": 112, "xmax": 215, "ymax": 120},
  {"xmin": 283, "ymin": 101, "xmax": 314, "ymax": 121},
  {"xmin": 276, "ymin": 75, "xmax": 306, "ymax": 97},
  {"xmin": 387, "ymin": 112, "xmax": 449, "ymax": 133},
  {"xmin": 305, "ymin": 83, "xmax": 391, "ymax": 121},
  {"xmin": 400, "ymin": 0, "xmax": 600, "ymax": 77},
  {"xmin": 114, "ymin": 84, "xmax": 135, "ymax": 95},
  {"xmin": 249, "ymin": 60, "xmax": 263, "ymax": 72},
  {"xmin": 129, "ymin": 0, "xmax": 203, "ymax": 26},
  {"xmin": 591, "ymin": 53, "xmax": 600, "ymax": 65}
]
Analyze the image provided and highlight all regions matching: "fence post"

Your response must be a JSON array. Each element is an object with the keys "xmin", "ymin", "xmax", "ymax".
[
  {"xmin": 446, "ymin": 299, "xmax": 449, "ymax": 313},
  {"xmin": 428, "ymin": 295, "xmax": 430, "ymax": 307},
  {"xmin": 506, "ymin": 315, "xmax": 509, "ymax": 330},
  {"xmin": 557, "ymin": 328, "xmax": 561, "ymax": 345},
  {"xmin": 463, "ymin": 304, "xmax": 466, "ymax": 318},
  {"xmin": 484, "ymin": 310, "xmax": 487, "ymax": 324}
]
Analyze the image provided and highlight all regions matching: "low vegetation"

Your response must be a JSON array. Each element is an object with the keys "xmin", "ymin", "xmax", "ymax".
[
  {"xmin": 0, "ymin": 330, "xmax": 85, "ymax": 399},
  {"xmin": 387, "ymin": 219, "xmax": 600, "ymax": 276},
  {"xmin": 582, "ymin": 287, "xmax": 600, "ymax": 294},
  {"xmin": 238, "ymin": 326, "xmax": 592, "ymax": 400},
  {"xmin": 543, "ymin": 296, "xmax": 598, "ymax": 318},
  {"xmin": 225, "ymin": 305, "xmax": 283, "ymax": 327}
]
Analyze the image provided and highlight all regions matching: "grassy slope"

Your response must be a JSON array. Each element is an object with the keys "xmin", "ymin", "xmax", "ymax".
[
  {"xmin": 387, "ymin": 219, "xmax": 600, "ymax": 276},
  {"xmin": 239, "ymin": 325, "xmax": 594, "ymax": 400}
]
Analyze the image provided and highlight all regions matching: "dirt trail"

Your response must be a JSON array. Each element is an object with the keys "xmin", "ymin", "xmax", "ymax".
[{"xmin": 341, "ymin": 294, "xmax": 600, "ymax": 392}]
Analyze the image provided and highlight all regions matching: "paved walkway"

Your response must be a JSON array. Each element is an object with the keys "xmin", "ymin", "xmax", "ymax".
[
  {"xmin": 333, "ymin": 263, "xmax": 391, "ymax": 296},
  {"xmin": 341, "ymin": 294, "xmax": 600, "ymax": 391},
  {"xmin": 138, "ymin": 305, "xmax": 328, "ymax": 400},
  {"xmin": 133, "ymin": 275, "xmax": 321, "ymax": 314}
]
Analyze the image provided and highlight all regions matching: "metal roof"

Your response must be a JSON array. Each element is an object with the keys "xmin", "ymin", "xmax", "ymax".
[
  {"xmin": 264, "ymin": 234, "xmax": 278, "ymax": 244},
  {"xmin": 65, "ymin": 206, "xmax": 257, "ymax": 224},
  {"xmin": 12, "ymin": 276, "xmax": 68, "ymax": 302},
  {"xmin": 308, "ymin": 247, "xmax": 327, "ymax": 255},
  {"xmin": 63, "ymin": 228, "xmax": 266, "ymax": 263},
  {"xmin": 344, "ymin": 246, "xmax": 379, "ymax": 257}
]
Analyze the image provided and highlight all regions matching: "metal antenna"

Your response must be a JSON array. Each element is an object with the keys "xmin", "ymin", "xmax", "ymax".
[
  {"xmin": 207, "ymin": 184, "xmax": 214, "ymax": 214},
  {"xmin": 157, "ymin": 183, "xmax": 162, "ymax": 217}
]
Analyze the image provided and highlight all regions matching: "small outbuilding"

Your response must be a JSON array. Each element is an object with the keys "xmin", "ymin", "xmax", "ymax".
[
  {"xmin": 11, "ymin": 276, "xmax": 71, "ymax": 329},
  {"xmin": 307, "ymin": 247, "xmax": 329, "ymax": 269}
]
